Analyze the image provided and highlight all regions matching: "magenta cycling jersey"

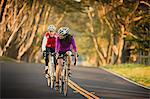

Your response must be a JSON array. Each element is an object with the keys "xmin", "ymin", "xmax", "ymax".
[{"xmin": 55, "ymin": 36, "xmax": 77, "ymax": 53}]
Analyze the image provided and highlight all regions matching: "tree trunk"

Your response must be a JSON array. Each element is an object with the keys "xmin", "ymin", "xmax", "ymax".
[
  {"xmin": 103, "ymin": 16, "xmax": 114, "ymax": 64},
  {"xmin": 2, "ymin": 15, "xmax": 27, "ymax": 55},
  {"xmin": 106, "ymin": 33, "xmax": 113, "ymax": 64},
  {"xmin": 17, "ymin": 29, "xmax": 31, "ymax": 48},
  {"xmin": 28, "ymin": 47, "xmax": 39, "ymax": 62},
  {"xmin": 87, "ymin": 8, "xmax": 106, "ymax": 66},
  {"xmin": 99, "ymin": 18, "xmax": 107, "ymax": 58},
  {"xmin": 17, "ymin": 5, "xmax": 44, "ymax": 60},
  {"xmin": 0, "ymin": 0, "xmax": 7, "ymax": 22},
  {"xmin": 16, "ymin": 0, "xmax": 37, "ymax": 49},
  {"xmin": 92, "ymin": 35, "xmax": 106, "ymax": 65},
  {"xmin": 43, "ymin": 5, "xmax": 51, "ymax": 32},
  {"xmin": 114, "ymin": 25, "xmax": 125, "ymax": 64},
  {"xmin": 17, "ymin": 0, "xmax": 36, "ymax": 60},
  {"xmin": 0, "ymin": 46, "xmax": 2, "ymax": 56},
  {"xmin": 0, "ymin": 1, "xmax": 13, "ymax": 53},
  {"xmin": 55, "ymin": 12, "xmax": 66, "ymax": 27},
  {"xmin": 1, "ymin": 1, "xmax": 27, "ymax": 55},
  {"xmin": 10, "ymin": 2, "xmax": 27, "ymax": 31},
  {"xmin": 34, "ymin": 49, "xmax": 41, "ymax": 63}
]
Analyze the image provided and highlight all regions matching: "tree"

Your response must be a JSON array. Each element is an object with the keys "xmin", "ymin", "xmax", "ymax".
[{"xmin": 0, "ymin": 0, "xmax": 149, "ymax": 65}]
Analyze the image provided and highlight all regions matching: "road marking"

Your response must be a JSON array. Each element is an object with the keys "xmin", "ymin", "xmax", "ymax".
[
  {"xmin": 73, "ymin": 90, "xmax": 79, "ymax": 93},
  {"xmin": 68, "ymin": 79, "xmax": 100, "ymax": 99},
  {"xmin": 68, "ymin": 82, "xmax": 93, "ymax": 99},
  {"xmin": 90, "ymin": 92, "xmax": 96, "ymax": 94}
]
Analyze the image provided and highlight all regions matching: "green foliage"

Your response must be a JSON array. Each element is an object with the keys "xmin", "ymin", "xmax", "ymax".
[
  {"xmin": 105, "ymin": 63, "xmax": 147, "ymax": 68},
  {"xmin": 36, "ymin": 33, "xmax": 42, "ymax": 38},
  {"xmin": 104, "ymin": 64, "xmax": 150, "ymax": 87},
  {"xmin": 28, "ymin": 0, "xmax": 33, "ymax": 7}
]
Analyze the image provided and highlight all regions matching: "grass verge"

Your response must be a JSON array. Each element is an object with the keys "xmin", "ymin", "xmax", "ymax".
[
  {"xmin": 0, "ymin": 56, "xmax": 17, "ymax": 62},
  {"xmin": 103, "ymin": 64, "xmax": 150, "ymax": 88}
]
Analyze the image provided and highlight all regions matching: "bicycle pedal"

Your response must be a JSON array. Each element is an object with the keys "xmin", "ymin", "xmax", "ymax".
[
  {"xmin": 45, "ymin": 69, "xmax": 48, "ymax": 74},
  {"xmin": 53, "ymin": 76, "xmax": 56, "ymax": 81},
  {"xmin": 68, "ymin": 68, "xmax": 70, "ymax": 70},
  {"xmin": 45, "ymin": 74, "xmax": 49, "ymax": 78},
  {"xmin": 68, "ymin": 72, "xmax": 72, "ymax": 77},
  {"xmin": 55, "ymin": 86, "xmax": 59, "ymax": 91}
]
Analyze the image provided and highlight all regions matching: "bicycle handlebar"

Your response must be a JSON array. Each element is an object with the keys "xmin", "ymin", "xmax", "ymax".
[{"xmin": 57, "ymin": 53, "xmax": 79, "ymax": 66}]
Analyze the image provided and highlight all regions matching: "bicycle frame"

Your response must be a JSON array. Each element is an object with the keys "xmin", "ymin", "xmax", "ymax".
[
  {"xmin": 56, "ymin": 52, "xmax": 77, "ymax": 96},
  {"xmin": 59, "ymin": 54, "xmax": 71, "ymax": 96},
  {"xmin": 47, "ymin": 52, "xmax": 56, "ymax": 88}
]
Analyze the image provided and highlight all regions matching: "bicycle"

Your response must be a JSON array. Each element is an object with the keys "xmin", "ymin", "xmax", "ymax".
[
  {"xmin": 46, "ymin": 52, "xmax": 56, "ymax": 89},
  {"xmin": 58, "ymin": 53, "xmax": 77, "ymax": 96}
]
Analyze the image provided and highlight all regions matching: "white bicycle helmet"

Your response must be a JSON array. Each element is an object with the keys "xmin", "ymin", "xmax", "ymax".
[
  {"xmin": 58, "ymin": 27, "xmax": 69, "ymax": 36},
  {"xmin": 48, "ymin": 25, "xmax": 56, "ymax": 32}
]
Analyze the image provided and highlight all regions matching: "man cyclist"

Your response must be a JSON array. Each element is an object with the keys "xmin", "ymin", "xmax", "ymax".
[
  {"xmin": 55, "ymin": 27, "xmax": 78, "ymax": 90},
  {"xmin": 42, "ymin": 25, "xmax": 57, "ymax": 75}
]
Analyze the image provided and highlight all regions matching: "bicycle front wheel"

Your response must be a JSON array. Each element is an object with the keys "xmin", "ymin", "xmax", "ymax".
[
  {"xmin": 50, "ymin": 76, "xmax": 54, "ymax": 89},
  {"xmin": 47, "ymin": 76, "xmax": 51, "ymax": 87},
  {"xmin": 63, "ymin": 69, "xmax": 68, "ymax": 96},
  {"xmin": 59, "ymin": 76, "xmax": 63, "ymax": 94}
]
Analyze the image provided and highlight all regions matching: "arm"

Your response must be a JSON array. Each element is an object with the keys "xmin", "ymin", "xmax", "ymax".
[
  {"xmin": 71, "ymin": 36, "xmax": 78, "ymax": 66},
  {"xmin": 71, "ymin": 36, "xmax": 77, "ymax": 52},
  {"xmin": 42, "ymin": 35, "xmax": 47, "ymax": 52},
  {"xmin": 55, "ymin": 38, "xmax": 60, "ymax": 53}
]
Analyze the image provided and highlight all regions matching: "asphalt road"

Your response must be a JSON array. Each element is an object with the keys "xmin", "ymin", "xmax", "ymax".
[
  {"xmin": 1, "ymin": 61, "xmax": 150, "ymax": 99},
  {"xmin": 1, "ymin": 61, "xmax": 84, "ymax": 99},
  {"xmin": 71, "ymin": 66, "xmax": 150, "ymax": 99}
]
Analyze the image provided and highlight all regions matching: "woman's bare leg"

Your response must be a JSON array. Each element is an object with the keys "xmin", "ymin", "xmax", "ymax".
[{"xmin": 56, "ymin": 59, "xmax": 63, "ymax": 83}]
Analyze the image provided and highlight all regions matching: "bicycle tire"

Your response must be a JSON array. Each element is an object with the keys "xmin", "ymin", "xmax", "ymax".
[
  {"xmin": 50, "ymin": 65, "xmax": 55, "ymax": 89},
  {"xmin": 63, "ymin": 69, "xmax": 68, "ymax": 96},
  {"xmin": 59, "ymin": 77, "xmax": 63, "ymax": 93},
  {"xmin": 49, "ymin": 53, "xmax": 55, "ymax": 89},
  {"xmin": 50, "ymin": 76, "xmax": 54, "ymax": 88},
  {"xmin": 47, "ymin": 76, "xmax": 51, "ymax": 87},
  {"xmin": 47, "ymin": 54, "xmax": 51, "ymax": 87}
]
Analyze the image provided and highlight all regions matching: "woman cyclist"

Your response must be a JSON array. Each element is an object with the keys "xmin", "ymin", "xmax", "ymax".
[
  {"xmin": 42, "ymin": 25, "xmax": 57, "ymax": 75},
  {"xmin": 55, "ymin": 27, "xmax": 78, "ymax": 90}
]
